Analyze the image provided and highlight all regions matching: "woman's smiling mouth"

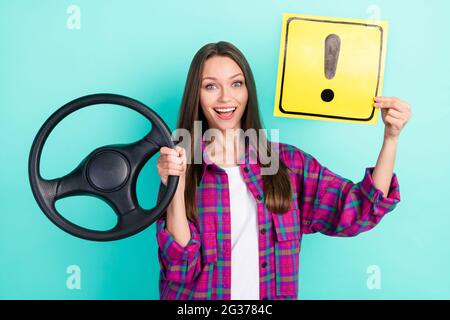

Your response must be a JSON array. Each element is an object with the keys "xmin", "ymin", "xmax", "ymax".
[{"xmin": 213, "ymin": 106, "xmax": 237, "ymax": 120}]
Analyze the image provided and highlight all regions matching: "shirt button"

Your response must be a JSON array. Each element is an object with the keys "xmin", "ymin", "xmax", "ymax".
[
  {"xmin": 257, "ymin": 194, "xmax": 263, "ymax": 201},
  {"xmin": 260, "ymin": 228, "xmax": 267, "ymax": 234},
  {"xmin": 262, "ymin": 261, "xmax": 267, "ymax": 268},
  {"xmin": 244, "ymin": 167, "xmax": 249, "ymax": 173}
]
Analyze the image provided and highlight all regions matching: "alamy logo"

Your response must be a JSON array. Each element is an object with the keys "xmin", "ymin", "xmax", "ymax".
[
  {"xmin": 366, "ymin": 265, "xmax": 381, "ymax": 290},
  {"xmin": 66, "ymin": 5, "xmax": 81, "ymax": 30},
  {"xmin": 66, "ymin": 265, "xmax": 81, "ymax": 290}
]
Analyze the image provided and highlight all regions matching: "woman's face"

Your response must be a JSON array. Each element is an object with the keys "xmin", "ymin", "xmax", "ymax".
[{"xmin": 200, "ymin": 55, "xmax": 248, "ymax": 134}]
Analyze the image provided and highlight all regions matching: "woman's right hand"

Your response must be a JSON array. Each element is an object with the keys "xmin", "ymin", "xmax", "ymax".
[{"xmin": 157, "ymin": 146, "xmax": 187, "ymax": 192}]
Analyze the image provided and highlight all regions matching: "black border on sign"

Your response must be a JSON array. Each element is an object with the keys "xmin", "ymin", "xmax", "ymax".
[{"xmin": 278, "ymin": 17, "xmax": 384, "ymax": 122}]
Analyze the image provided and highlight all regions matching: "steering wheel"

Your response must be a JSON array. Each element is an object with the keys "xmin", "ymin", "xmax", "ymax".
[{"xmin": 28, "ymin": 93, "xmax": 179, "ymax": 241}]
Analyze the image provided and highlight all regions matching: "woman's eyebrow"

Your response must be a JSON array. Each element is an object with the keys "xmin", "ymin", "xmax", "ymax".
[{"xmin": 202, "ymin": 73, "xmax": 244, "ymax": 81}]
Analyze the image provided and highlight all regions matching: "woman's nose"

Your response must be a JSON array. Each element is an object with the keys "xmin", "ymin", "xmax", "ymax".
[{"xmin": 218, "ymin": 87, "xmax": 232, "ymax": 102}]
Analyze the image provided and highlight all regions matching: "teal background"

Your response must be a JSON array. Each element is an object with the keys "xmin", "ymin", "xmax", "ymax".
[{"xmin": 1, "ymin": 0, "xmax": 449, "ymax": 299}]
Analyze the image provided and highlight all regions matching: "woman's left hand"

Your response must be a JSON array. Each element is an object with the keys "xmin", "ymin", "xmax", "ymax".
[{"xmin": 374, "ymin": 96, "xmax": 412, "ymax": 141}]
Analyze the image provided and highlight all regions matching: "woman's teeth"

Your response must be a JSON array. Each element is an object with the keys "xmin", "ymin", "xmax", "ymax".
[
  {"xmin": 214, "ymin": 107, "xmax": 237, "ymax": 113},
  {"xmin": 213, "ymin": 107, "xmax": 237, "ymax": 120}
]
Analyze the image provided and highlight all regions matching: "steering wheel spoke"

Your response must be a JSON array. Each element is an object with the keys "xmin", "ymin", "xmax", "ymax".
[
  {"xmin": 117, "ymin": 134, "xmax": 161, "ymax": 170},
  {"xmin": 53, "ymin": 162, "xmax": 92, "ymax": 200}
]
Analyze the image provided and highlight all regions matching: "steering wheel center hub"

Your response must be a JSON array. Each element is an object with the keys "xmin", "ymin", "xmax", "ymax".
[{"xmin": 87, "ymin": 150, "xmax": 130, "ymax": 192}]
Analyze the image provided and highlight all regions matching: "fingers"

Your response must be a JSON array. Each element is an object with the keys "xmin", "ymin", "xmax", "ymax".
[
  {"xmin": 374, "ymin": 97, "xmax": 412, "ymax": 137},
  {"xmin": 157, "ymin": 162, "xmax": 184, "ymax": 178},
  {"xmin": 157, "ymin": 146, "xmax": 187, "ymax": 180},
  {"xmin": 157, "ymin": 154, "xmax": 184, "ymax": 171},
  {"xmin": 383, "ymin": 108, "xmax": 403, "ymax": 120},
  {"xmin": 384, "ymin": 115, "xmax": 404, "ymax": 130},
  {"xmin": 160, "ymin": 146, "xmax": 179, "ymax": 156},
  {"xmin": 174, "ymin": 146, "xmax": 187, "ymax": 165},
  {"xmin": 374, "ymin": 100, "xmax": 402, "ymax": 112},
  {"xmin": 159, "ymin": 154, "xmax": 183, "ymax": 165},
  {"xmin": 374, "ymin": 96, "xmax": 411, "ymax": 113},
  {"xmin": 158, "ymin": 161, "xmax": 184, "ymax": 171},
  {"xmin": 160, "ymin": 146, "xmax": 186, "ymax": 162},
  {"xmin": 374, "ymin": 96, "xmax": 412, "ymax": 123},
  {"xmin": 174, "ymin": 145, "xmax": 185, "ymax": 156}
]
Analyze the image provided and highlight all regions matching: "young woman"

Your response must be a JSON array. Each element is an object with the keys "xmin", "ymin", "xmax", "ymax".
[{"xmin": 155, "ymin": 41, "xmax": 411, "ymax": 300}]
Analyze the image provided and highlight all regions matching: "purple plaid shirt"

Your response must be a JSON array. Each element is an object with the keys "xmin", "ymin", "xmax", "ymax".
[{"xmin": 156, "ymin": 139, "xmax": 401, "ymax": 300}]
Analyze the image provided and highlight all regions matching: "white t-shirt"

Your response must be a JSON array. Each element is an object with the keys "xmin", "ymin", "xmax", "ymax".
[{"xmin": 220, "ymin": 165, "xmax": 260, "ymax": 300}]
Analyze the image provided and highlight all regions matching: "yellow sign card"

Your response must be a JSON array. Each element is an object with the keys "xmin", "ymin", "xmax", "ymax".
[{"xmin": 273, "ymin": 13, "xmax": 388, "ymax": 124}]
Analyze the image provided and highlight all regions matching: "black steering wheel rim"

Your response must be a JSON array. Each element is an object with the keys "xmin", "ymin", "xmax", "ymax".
[{"xmin": 28, "ymin": 93, "xmax": 179, "ymax": 241}]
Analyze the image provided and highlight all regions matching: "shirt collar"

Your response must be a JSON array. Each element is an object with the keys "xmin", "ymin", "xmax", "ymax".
[{"xmin": 199, "ymin": 137, "xmax": 260, "ymax": 181}]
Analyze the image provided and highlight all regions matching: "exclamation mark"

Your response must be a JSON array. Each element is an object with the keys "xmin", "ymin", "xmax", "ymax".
[{"xmin": 321, "ymin": 34, "xmax": 341, "ymax": 102}]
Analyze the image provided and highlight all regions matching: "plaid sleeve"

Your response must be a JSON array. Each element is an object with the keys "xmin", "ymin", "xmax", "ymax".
[
  {"xmin": 155, "ymin": 183, "xmax": 202, "ymax": 283},
  {"xmin": 298, "ymin": 151, "xmax": 401, "ymax": 236}
]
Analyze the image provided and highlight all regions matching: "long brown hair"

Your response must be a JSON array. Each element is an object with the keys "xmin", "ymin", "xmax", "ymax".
[{"xmin": 176, "ymin": 41, "xmax": 292, "ymax": 223}]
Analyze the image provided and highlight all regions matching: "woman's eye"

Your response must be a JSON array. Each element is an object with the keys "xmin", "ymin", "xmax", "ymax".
[{"xmin": 205, "ymin": 81, "xmax": 243, "ymax": 89}]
